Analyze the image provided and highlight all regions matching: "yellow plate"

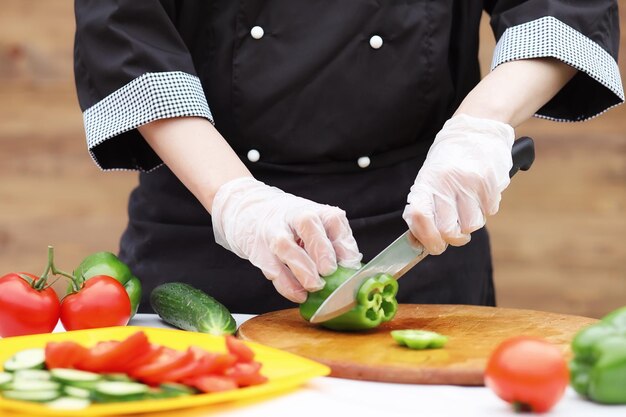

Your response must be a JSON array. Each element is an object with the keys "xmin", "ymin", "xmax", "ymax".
[{"xmin": 0, "ymin": 326, "xmax": 330, "ymax": 416}]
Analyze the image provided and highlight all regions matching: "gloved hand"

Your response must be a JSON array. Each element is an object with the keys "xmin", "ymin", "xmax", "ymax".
[
  {"xmin": 403, "ymin": 114, "xmax": 515, "ymax": 255},
  {"xmin": 211, "ymin": 177, "xmax": 362, "ymax": 303}
]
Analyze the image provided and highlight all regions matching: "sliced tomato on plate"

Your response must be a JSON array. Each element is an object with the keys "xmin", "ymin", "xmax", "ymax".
[
  {"xmin": 131, "ymin": 347, "xmax": 195, "ymax": 383},
  {"xmin": 182, "ymin": 375, "xmax": 238, "ymax": 393},
  {"xmin": 153, "ymin": 346, "xmax": 209, "ymax": 383},
  {"xmin": 224, "ymin": 361, "xmax": 268, "ymax": 387},
  {"xmin": 45, "ymin": 341, "xmax": 90, "ymax": 369},
  {"xmin": 122, "ymin": 344, "xmax": 164, "ymax": 373},
  {"xmin": 225, "ymin": 335, "xmax": 254, "ymax": 363},
  {"xmin": 77, "ymin": 331, "xmax": 150, "ymax": 373}
]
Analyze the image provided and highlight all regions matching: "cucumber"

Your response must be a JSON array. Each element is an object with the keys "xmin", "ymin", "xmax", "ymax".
[
  {"xmin": 10, "ymin": 380, "xmax": 60, "ymax": 392},
  {"xmin": 150, "ymin": 282, "xmax": 236, "ymax": 335},
  {"xmin": 3, "ymin": 349, "xmax": 45, "ymax": 372},
  {"xmin": 103, "ymin": 373, "xmax": 134, "ymax": 382},
  {"xmin": 0, "ymin": 372, "xmax": 13, "ymax": 389},
  {"xmin": 13, "ymin": 370, "xmax": 51, "ymax": 381},
  {"xmin": 2, "ymin": 390, "xmax": 60, "ymax": 402},
  {"xmin": 47, "ymin": 397, "xmax": 91, "ymax": 410},
  {"xmin": 50, "ymin": 368, "xmax": 102, "ymax": 385},
  {"xmin": 159, "ymin": 383, "xmax": 196, "ymax": 396},
  {"xmin": 64, "ymin": 386, "xmax": 91, "ymax": 399},
  {"xmin": 92, "ymin": 381, "xmax": 150, "ymax": 402}
]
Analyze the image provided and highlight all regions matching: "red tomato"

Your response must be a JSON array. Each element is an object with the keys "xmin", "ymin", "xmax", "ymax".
[
  {"xmin": 0, "ymin": 273, "xmax": 60, "ymax": 337},
  {"xmin": 77, "ymin": 331, "xmax": 150, "ymax": 373},
  {"xmin": 123, "ymin": 344, "xmax": 164, "ymax": 373},
  {"xmin": 131, "ymin": 348, "xmax": 195, "ymax": 382},
  {"xmin": 225, "ymin": 361, "xmax": 268, "ymax": 387},
  {"xmin": 202, "ymin": 353, "xmax": 237, "ymax": 375},
  {"xmin": 225, "ymin": 335, "xmax": 254, "ymax": 363},
  {"xmin": 485, "ymin": 336, "xmax": 569, "ymax": 413},
  {"xmin": 45, "ymin": 341, "xmax": 89, "ymax": 369},
  {"xmin": 183, "ymin": 375, "xmax": 238, "ymax": 393},
  {"xmin": 154, "ymin": 347, "xmax": 210, "ymax": 383},
  {"xmin": 60, "ymin": 275, "xmax": 131, "ymax": 331}
]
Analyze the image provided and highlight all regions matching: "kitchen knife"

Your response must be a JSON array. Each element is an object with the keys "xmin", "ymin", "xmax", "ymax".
[{"xmin": 309, "ymin": 137, "xmax": 535, "ymax": 323}]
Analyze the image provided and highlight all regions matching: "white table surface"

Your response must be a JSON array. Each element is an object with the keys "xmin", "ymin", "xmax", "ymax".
[{"xmin": 34, "ymin": 314, "xmax": 625, "ymax": 417}]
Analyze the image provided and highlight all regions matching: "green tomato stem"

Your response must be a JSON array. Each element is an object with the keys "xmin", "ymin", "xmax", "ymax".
[{"xmin": 45, "ymin": 245, "xmax": 82, "ymax": 292}]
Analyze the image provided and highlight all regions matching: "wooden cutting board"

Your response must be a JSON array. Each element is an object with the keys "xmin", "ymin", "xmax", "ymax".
[{"xmin": 238, "ymin": 304, "xmax": 596, "ymax": 385}]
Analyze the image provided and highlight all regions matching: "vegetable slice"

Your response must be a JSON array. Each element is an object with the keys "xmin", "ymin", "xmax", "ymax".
[
  {"xmin": 391, "ymin": 330, "xmax": 448, "ymax": 349},
  {"xmin": 2, "ymin": 390, "xmax": 60, "ymax": 402},
  {"xmin": 3, "ymin": 348, "xmax": 45, "ymax": 372},
  {"xmin": 47, "ymin": 397, "xmax": 91, "ymax": 410},
  {"xmin": 50, "ymin": 368, "xmax": 102, "ymax": 384}
]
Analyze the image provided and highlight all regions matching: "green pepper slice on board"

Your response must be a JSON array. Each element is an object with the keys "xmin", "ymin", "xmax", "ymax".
[
  {"xmin": 570, "ymin": 306, "xmax": 626, "ymax": 404},
  {"xmin": 391, "ymin": 330, "xmax": 448, "ymax": 349},
  {"xmin": 299, "ymin": 266, "xmax": 398, "ymax": 331},
  {"xmin": 72, "ymin": 252, "xmax": 142, "ymax": 317}
]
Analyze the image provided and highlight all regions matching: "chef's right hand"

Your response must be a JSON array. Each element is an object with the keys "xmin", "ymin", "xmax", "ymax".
[{"xmin": 211, "ymin": 177, "xmax": 362, "ymax": 303}]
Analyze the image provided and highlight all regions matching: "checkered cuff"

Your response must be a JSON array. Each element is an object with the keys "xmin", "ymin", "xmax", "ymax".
[
  {"xmin": 83, "ymin": 71, "xmax": 213, "ymax": 171},
  {"xmin": 492, "ymin": 16, "xmax": 624, "ymax": 122}
]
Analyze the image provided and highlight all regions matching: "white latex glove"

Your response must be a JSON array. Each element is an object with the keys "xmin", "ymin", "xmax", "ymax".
[
  {"xmin": 403, "ymin": 114, "xmax": 515, "ymax": 255},
  {"xmin": 212, "ymin": 177, "xmax": 362, "ymax": 303}
]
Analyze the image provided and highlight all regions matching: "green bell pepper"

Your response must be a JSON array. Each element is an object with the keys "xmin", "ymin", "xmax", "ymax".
[
  {"xmin": 570, "ymin": 306, "xmax": 626, "ymax": 404},
  {"xmin": 391, "ymin": 330, "xmax": 448, "ymax": 349},
  {"xmin": 299, "ymin": 266, "xmax": 398, "ymax": 331},
  {"xmin": 73, "ymin": 252, "xmax": 142, "ymax": 318}
]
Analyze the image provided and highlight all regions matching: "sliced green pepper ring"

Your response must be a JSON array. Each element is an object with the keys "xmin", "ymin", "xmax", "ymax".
[{"xmin": 391, "ymin": 329, "xmax": 448, "ymax": 350}]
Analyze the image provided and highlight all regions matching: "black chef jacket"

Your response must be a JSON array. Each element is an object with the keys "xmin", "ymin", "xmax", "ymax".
[{"xmin": 74, "ymin": 0, "xmax": 623, "ymax": 314}]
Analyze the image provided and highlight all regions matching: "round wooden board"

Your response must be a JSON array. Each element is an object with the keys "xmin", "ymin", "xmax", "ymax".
[{"xmin": 238, "ymin": 304, "xmax": 596, "ymax": 385}]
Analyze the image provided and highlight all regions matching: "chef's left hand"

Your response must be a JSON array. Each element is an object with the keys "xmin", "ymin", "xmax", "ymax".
[{"xmin": 402, "ymin": 114, "xmax": 515, "ymax": 255}]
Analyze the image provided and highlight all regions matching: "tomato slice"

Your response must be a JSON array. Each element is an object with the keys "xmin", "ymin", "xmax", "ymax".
[
  {"xmin": 183, "ymin": 375, "xmax": 238, "ymax": 393},
  {"xmin": 154, "ymin": 347, "xmax": 208, "ymax": 383},
  {"xmin": 224, "ymin": 361, "xmax": 268, "ymax": 387},
  {"xmin": 77, "ymin": 331, "xmax": 150, "ymax": 373},
  {"xmin": 225, "ymin": 336, "xmax": 254, "ymax": 363},
  {"xmin": 122, "ymin": 344, "xmax": 164, "ymax": 373},
  {"xmin": 45, "ymin": 341, "xmax": 89, "ymax": 369},
  {"xmin": 131, "ymin": 347, "xmax": 195, "ymax": 382}
]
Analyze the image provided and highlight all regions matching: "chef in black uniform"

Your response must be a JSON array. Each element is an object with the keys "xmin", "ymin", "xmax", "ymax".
[{"xmin": 73, "ymin": 1, "xmax": 623, "ymax": 314}]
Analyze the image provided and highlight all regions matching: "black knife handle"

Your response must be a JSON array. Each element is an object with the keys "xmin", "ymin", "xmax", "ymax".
[{"xmin": 509, "ymin": 137, "xmax": 535, "ymax": 178}]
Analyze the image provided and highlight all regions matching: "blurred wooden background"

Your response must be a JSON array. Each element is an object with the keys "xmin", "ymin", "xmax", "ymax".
[{"xmin": 0, "ymin": 1, "xmax": 624, "ymax": 318}]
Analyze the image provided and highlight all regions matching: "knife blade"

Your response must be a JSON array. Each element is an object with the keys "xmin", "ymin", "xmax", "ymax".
[{"xmin": 309, "ymin": 137, "xmax": 535, "ymax": 324}]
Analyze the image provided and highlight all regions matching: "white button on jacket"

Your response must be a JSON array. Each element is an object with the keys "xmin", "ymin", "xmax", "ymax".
[
  {"xmin": 247, "ymin": 149, "xmax": 261, "ymax": 162},
  {"xmin": 357, "ymin": 156, "xmax": 371, "ymax": 168},
  {"xmin": 369, "ymin": 35, "xmax": 383, "ymax": 49},
  {"xmin": 250, "ymin": 26, "xmax": 264, "ymax": 39}
]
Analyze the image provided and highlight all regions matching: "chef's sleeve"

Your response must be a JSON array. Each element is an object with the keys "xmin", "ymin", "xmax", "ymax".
[
  {"xmin": 484, "ymin": 0, "xmax": 624, "ymax": 122},
  {"xmin": 74, "ymin": 0, "xmax": 213, "ymax": 171}
]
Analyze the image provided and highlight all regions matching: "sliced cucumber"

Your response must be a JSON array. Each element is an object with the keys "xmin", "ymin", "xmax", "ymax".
[
  {"xmin": 13, "ymin": 370, "xmax": 51, "ymax": 381},
  {"xmin": 94, "ymin": 381, "xmax": 149, "ymax": 396},
  {"xmin": 103, "ymin": 373, "xmax": 133, "ymax": 382},
  {"xmin": 3, "ymin": 349, "xmax": 45, "ymax": 372},
  {"xmin": 160, "ymin": 383, "xmax": 196, "ymax": 395},
  {"xmin": 64, "ymin": 380, "xmax": 100, "ymax": 390},
  {"xmin": 63, "ymin": 386, "xmax": 92, "ymax": 399},
  {"xmin": 92, "ymin": 381, "xmax": 150, "ymax": 402},
  {"xmin": 2, "ymin": 389, "xmax": 60, "ymax": 402},
  {"xmin": 51, "ymin": 368, "xmax": 102, "ymax": 384},
  {"xmin": 0, "ymin": 372, "xmax": 12, "ymax": 389},
  {"xmin": 10, "ymin": 380, "xmax": 60, "ymax": 392},
  {"xmin": 47, "ymin": 397, "xmax": 91, "ymax": 410},
  {"xmin": 145, "ymin": 388, "xmax": 175, "ymax": 400}
]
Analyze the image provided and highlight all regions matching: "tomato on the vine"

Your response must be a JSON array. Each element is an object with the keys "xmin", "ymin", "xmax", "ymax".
[
  {"xmin": 60, "ymin": 275, "xmax": 131, "ymax": 331},
  {"xmin": 485, "ymin": 336, "xmax": 569, "ymax": 413},
  {"xmin": 0, "ymin": 272, "xmax": 60, "ymax": 337}
]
